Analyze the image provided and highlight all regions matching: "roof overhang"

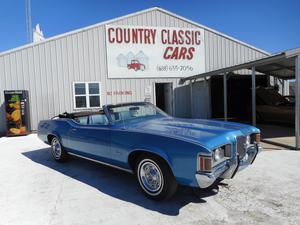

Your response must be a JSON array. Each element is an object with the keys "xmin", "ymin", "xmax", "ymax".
[{"xmin": 180, "ymin": 47, "xmax": 300, "ymax": 84}]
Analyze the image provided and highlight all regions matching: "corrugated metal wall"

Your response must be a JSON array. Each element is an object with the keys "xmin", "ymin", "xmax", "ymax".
[{"xmin": 0, "ymin": 8, "xmax": 268, "ymax": 133}]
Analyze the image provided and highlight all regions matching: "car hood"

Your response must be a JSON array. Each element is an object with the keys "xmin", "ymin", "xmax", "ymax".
[{"xmin": 129, "ymin": 117, "xmax": 259, "ymax": 150}]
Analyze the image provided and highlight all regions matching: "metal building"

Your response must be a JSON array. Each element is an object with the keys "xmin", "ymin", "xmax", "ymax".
[{"xmin": 0, "ymin": 7, "xmax": 269, "ymax": 134}]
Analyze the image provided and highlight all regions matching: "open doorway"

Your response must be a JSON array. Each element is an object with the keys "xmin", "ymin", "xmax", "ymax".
[
  {"xmin": 155, "ymin": 83, "xmax": 173, "ymax": 115},
  {"xmin": 210, "ymin": 74, "xmax": 295, "ymax": 149},
  {"xmin": 210, "ymin": 74, "xmax": 268, "ymax": 123}
]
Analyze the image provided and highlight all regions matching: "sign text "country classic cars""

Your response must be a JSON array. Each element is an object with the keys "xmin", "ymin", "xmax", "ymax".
[{"xmin": 107, "ymin": 27, "xmax": 202, "ymax": 60}]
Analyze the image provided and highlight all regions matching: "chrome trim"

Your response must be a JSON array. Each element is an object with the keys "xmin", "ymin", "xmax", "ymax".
[
  {"xmin": 195, "ymin": 144, "xmax": 260, "ymax": 188},
  {"xmin": 51, "ymin": 138, "xmax": 62, "ymax": 160},
  {"xmin": 209, "ymin": 144, "xmax": 232, "ymax": 168},
  {"xmin": 195, "ymin": 160, "xmax": 230, "ymax": 188},
  {"xmin": 67, "ymin": 152, "xmax": 133, "ymax": 174},
  {"xmin": 238, "ymin": 144, "xmax": 259, "ymax": 172},
  {"xmin": 212, "ymin": 142, "xmax": 233, "ymax": 157},
  {"xmin": 198, "ymin": 155, "xmax": 213, "ymax": 172},
  {"xmin": 137, "ymin": 159, "xmax": 164, "ymax": 196},
  {"xmin": 236, "ymin": 135, "xmax": 247, "ymax": 159},
  {"xmin": 212, "ymin": 149, "xmax": 230, "ymax": 167},
  {"xmin": 197, "ymin": 143, "xmax": 232, "ymax": 171},
  {"xmin": 195, "ymin": 173, "xmax": 216, "ymax": 189},
  {"xmin": 220, "ymin": 158, "xmax": 239, "ymax": 179}
]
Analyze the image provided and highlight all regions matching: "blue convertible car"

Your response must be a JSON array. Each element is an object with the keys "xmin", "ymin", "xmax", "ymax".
[{"xmin": 38, "ymin": 102, "xmax": 261, "ymax": 200}]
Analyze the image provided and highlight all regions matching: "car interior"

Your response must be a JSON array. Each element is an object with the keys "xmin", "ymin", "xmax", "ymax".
[{"xmin": 75, "ymin": 114, "xmax": 109, "ymax": 125}]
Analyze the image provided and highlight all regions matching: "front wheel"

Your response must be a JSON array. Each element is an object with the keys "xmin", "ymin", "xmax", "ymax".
[
  {"xmin": 50, "ymin": 137, "xmax": 68, "ymax": 162},
  {"xmin": 135, "ymin": 154, "xmax": 177, "ymax": 200}
]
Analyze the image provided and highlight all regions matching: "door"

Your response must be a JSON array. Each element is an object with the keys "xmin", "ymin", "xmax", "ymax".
[
  {"xmin": 66, "ymin": 114, "xmax": 111, "ymax": 162},
  {"xmin": 155, "ymin": 83, "xmax": 173, "ymax": 115}
]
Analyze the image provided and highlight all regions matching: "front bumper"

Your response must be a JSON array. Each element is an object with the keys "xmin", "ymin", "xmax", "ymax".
[{"xmin": 195, "ymin": 144, "xmax": 261, "ymax": 188}]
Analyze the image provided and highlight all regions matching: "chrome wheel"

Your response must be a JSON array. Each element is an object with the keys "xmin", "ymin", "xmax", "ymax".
[
  {"xmin": 138, "ymin": 159, "xmax": 164, "ymax": 195},
  {"xmin": 51, "ymin": 138, "xmax": 62, "ymax": 160}
]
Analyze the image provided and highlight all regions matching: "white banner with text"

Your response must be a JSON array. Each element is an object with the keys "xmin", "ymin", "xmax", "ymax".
[{"xmin": 106, "ymin": 25, "xmax": 205, "ymax": 78}]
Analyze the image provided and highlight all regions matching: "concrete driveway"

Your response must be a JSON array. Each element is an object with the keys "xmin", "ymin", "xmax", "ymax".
[{"xmin": 0, "ymin": 134, "xmax": 299, "ymax": 225}]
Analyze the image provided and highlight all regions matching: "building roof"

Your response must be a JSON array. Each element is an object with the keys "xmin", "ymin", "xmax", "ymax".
[
  {"xmin": 180, "ymin": 47, "xmax": 300, "ymax": 83},
  {"xmin": 0, "ymin": 7, "xmax": 269, "ymax": 57}
]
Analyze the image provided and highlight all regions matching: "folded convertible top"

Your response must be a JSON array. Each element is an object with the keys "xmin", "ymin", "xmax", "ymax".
[{"xmin": 53, "ymin": 110, "xmax": 105, "ymax": 120}]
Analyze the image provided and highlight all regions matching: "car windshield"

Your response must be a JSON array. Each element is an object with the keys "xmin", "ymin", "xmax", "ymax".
[{"xmin": 108, "ymin": 103, "xmax": 168, "ymax": 124}]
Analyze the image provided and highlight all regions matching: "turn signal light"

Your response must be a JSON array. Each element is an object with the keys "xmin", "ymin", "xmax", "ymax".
[{"xmin": 199, "ymin": 156, "xmax": 212, "ymax": 172}]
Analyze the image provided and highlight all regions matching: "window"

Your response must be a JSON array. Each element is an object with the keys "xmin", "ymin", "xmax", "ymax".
[
  {"xmin": 73, "ymin": 82, "xmax": 101, "ymax": 109},
  {"xmin": 89, "ymin": 114, "xmax": 109, "ymax": 125},
  {"xmin": 75, "ymin": 116, "xmax": 89, "ymax": 125},
  {"xmin": 74, "ymin": 113, "xmax": 109, "ymax": 126},
  {"xmin": 108, "ymin": 103, "xmax": 167, "ymax": 124}
]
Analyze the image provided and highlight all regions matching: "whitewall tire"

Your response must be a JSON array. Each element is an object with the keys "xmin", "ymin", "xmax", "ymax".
[
  {"xmin": 50, "ymin": 137, "xmax": 68, "ymax": 162},
  {"xmin": 135, "ymin": 154, "xmax": 177, "ymax": 200}
]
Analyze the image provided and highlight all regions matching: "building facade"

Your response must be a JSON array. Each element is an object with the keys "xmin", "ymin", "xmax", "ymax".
[{"xmin": 0, "ymin": 7, "xmax": 269, "ymax": 134}]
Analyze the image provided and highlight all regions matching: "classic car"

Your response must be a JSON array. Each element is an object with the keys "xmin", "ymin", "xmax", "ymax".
[
  {"xmin": 256, "ymin": 86, "xmax": 295, "ymax": 125},
  {"xmin": 127, "ymin": 60, "xmax": 145, "ymax": 71},
  {"xmin": 38, "ymin": 102, "xmax": 261, "ymax": 200}
]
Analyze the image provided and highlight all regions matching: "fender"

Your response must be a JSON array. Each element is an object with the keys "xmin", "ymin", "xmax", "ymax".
[
  {"xmin": 47, "ymin": 132, "xmax": 63, "ymax": 145},
  {"xmin": 128, "ymin": 147, "xmax": 174, "ymax": 170}
]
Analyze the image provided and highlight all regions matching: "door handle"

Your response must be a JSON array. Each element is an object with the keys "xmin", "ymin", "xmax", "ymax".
[{"xmin": 71, "ymin": 128, "xmax": 77, "ymax": 132}]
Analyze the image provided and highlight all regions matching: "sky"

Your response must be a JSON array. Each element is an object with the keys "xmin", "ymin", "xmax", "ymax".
[{"xmin": 0, "ymin": 0, "xmax": 299, "ymax": 54}]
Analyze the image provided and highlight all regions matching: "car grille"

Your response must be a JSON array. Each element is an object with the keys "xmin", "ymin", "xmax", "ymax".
[{"xmin": 236, "ymin": 136, "xmax": 247, "ymax": 159}]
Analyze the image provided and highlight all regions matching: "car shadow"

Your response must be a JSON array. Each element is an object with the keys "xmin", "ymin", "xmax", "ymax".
[{"xmin": 22, "ymin": 147, "xmax": 220, "ymax": 216}]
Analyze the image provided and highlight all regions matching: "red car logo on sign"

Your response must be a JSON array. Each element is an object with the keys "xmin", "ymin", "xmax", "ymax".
[{"xmin": 127, "ymin": 60, "xmax": 145, "ymax": 71}]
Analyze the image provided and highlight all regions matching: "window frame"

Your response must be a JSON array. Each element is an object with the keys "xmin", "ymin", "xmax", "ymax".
[{"xmin": 73, "ymin": 81, "xmax": 102, "ymax": 110}]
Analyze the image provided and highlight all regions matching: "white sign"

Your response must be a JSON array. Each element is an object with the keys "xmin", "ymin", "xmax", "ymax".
[{"xmin": 106, "ymin": 25, "xmax": 205, "ymax": 78}]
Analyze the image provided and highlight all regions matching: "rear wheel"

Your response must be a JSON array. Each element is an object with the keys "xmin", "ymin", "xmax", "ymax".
[
  {"xmin": 135, "ymin": 154, "xmax": 177, "ymax": 200},
  {"xmin": 50, "ymin": 137, "xmax": 68, "ymax": 162}
]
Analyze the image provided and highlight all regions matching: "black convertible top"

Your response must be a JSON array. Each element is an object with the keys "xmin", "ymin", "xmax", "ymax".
[
  {"xmin": 106, "ymin": 101, "xmax": 148, "ymax": 109},
  {"xmin": 54, "ymin": 110, "xmax": 105, "ymax": 120},
  {"xmin": 53, "ymin": 102, "xmax": 150, "ymax": 120}
]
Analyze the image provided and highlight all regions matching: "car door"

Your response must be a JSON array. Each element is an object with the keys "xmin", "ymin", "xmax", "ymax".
[{"xmin": 66, "ymin": 114, "xmax": 111, "ymax": 162}]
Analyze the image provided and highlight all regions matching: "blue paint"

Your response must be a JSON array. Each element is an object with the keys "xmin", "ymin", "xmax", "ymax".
[{"xmin": 38, "ymin": 102, "xmax": 260, "ymax": 187}]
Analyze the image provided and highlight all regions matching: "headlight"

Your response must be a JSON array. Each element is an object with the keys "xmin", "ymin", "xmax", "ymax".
[{"xmin": 213, "ymin": 147, "xmax": 225, "ymax": 162}]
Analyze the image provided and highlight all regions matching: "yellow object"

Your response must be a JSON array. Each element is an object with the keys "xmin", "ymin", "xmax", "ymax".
[
  {"xmin": 9, "ymin": 101, "xmax": 21, "ymax": 110},
  {"xmin": 9, "ymin": 128, "xmax": 20, "ymax": 135},
  {"xmin": 14, "ymin": 101, "xmax": 21, "ymax": 110},
  {"xmin": 11, "ymin": 110, "xmax": 21, "ymax": 122}
]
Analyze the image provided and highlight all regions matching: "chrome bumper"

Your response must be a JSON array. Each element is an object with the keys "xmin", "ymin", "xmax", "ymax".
[{"xmin": 195, "ymin": 145, "xmax": 261, "ymax": 189}]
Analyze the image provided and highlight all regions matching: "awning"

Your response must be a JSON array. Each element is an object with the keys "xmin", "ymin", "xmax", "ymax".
[{"xmin": 180, "ymin": 47, "xmax": 300, "ymax": 84}]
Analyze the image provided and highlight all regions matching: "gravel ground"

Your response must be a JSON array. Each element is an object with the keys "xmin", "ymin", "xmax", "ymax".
[{"xmin": 0, "ymin": 134, "xmax": 299, "ymax": 225}]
